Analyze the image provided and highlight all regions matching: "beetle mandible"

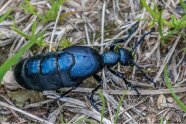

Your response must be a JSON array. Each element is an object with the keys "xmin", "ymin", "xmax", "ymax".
[{"xmin": 14, "ymin": 22, "xmax": 156, "ymax": 105}]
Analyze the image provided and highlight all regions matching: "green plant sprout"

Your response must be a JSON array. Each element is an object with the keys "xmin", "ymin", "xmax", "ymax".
[
  {"xmin": 164, "ymin": 64, "xmax": 186, "ymax": 113},
  {"xmin": 0, "ymin": 9, "xmax": 12, "ymax": 23},
  {"xmin": 0, "ymin": 21, "xmax": 45, "ymax": 82},
  {"xmin": 20, "ymin": 0, "xmax": 66, "ymax": 23},
  {"xmin": 141, "ymin": 0, "xmax": 186, "ymax": 42}
]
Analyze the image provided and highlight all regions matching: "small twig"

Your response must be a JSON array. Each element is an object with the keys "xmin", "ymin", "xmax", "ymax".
[
  {"xmin": 101, "ymin": 0, "xmax": 107, "ymax": 91},
  {"xmin": 59, "ymin": 87, "xmax": 186, "ymax": 95},
  {"xmin": 101, "ymin": 0, "xmax": 106, "ymax": 53},
  {"xmin": 103, "ymin": 92, "xmax": 137, "ymax": 124},
  {"xmin": 83, "ymin": 16, "xmax": 91, "ymax": 45},
  {"xmin": 0, "ymin": 95, "xmax": 21, "ymax": 122},
  {"xmin": 49, "ymin": 6, "xmax": 62, "ymax": 52},
  {"xmin": 47, "ymin": 106, "xmax": 63, "ymax": 123},
  {"xmin": 0, "ymin": 101, "xmax": 52, "ymax": 124},
  {"xmin": 66, "ymin": 108, "xmax": 112, "ymax": 124},
  {"xmin": 142, "ymin": 37, "xmax": 160, "ymax": 61},
  {"xmin": 154, "ymin": 31, "xmax": 182, "ymax": 82},
  {"xmin": 23, "ymin": 99, "xmax": 52, "ymax": 109},
  {"xmin": 46, "ymin": 95, "xmax": 86, "ymax": 107},
  {"xmin": 174, "ymin": 79, "xmax": 186, "ymax": 87},
  {"xmin": 0, "ymin": 0, "xmax": 12, "ymax": 14},
  {"xmin": 126, "ymin": 97, "xmax": 148, "ymax": 112}
]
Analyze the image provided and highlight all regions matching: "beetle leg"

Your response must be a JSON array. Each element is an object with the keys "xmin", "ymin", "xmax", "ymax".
[
  {"xmin": 87, "ymin": 74, "xmax": 103, "ymax": 111},
  {"xmin": 129, "ymin": 60, "xmax": 156, "ymax": 88},
  {"xmin": 54, "ymin": 82, "xmax": 82, "ymax": 101},
  {"xmin": 91, "ymin": 74, "xmax": 103, "ymax": 96},
  {"xmin": 108, "ymin": 68, "xmax": 140, "ymax": 96}
]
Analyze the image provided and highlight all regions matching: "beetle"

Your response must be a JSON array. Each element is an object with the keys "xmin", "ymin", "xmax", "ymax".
[{"xmin": 14, "ymin": 22, "xmax": 156, "ymax": 108}]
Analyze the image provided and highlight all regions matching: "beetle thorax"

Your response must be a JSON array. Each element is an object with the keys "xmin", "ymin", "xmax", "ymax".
[{"xmin": 102, "ymin": 48, "xmax": 133, "ymax": 67}]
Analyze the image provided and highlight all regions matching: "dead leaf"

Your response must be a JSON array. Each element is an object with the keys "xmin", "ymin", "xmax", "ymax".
[
  {"xmin": 2, "ymin": 70, "xmax": 22, "ymax": 90},
  {"xmin": 7, "ymin": 90, "xmax": 44, "ymax": 107},
  {"xmin": 157, "ymin": 94, "xmax": 166, "ymax": 109},
  {"xmin": 146, "ymin": 114, "xmax": 156, "ymax": 124}
]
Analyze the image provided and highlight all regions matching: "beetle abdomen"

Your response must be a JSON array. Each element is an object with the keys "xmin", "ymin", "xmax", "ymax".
[{"xmin": 14, "ymin": 51, "xmax": 77, "ymax": 90}]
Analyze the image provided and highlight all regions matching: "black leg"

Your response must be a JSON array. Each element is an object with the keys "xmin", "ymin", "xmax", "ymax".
[
  {"xmin": 129, "ymin": 60, "xmax": 156, "ymax": 88},
  {"xmin": 107, "ymin": 68, "xmax": 140, "ymax": 96},
  {"xmin": 87, "ymin": 74, "xmax": 103, "ymax": 111},
  {"xmin": 91, "ymin": 75, "xmax": 103, "ymax": 96},
  {"xmin": 54, "ymin": 82, "xmax": 82, "ymax": 101},
  {"xmin": 110, "ymin": 21, "xmax": 139, "ymax": 50}
]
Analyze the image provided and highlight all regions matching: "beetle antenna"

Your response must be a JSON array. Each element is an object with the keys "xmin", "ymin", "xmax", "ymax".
[
  {"xmin": 124, "ymin": 21, "xmax": 139, "ymax": 41},
  {"xmin": 130, "ymin": 60, "xmax": 156, "ymax": 88},
  {"xmin": 110, "ymin": 21, "xmax": 139, "ymax": 50},
  {"xmin": 131, "ymin": 27, "xmax": 155, "ymax": 52}
]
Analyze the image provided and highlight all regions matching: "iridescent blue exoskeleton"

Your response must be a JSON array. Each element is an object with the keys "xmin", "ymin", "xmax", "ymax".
[{"xmin": 14, "ymin": 22, "xmax": 156, "ymax": 109}]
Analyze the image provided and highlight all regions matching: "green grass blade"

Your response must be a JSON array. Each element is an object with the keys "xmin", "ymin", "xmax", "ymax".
[
  {"xmin": 158, "ymin": 11, "xmax": 164, "ymax": 40},
  {"xmin": 31, "ymin": 21, "xmax": 37, "ymax": 35},
  {"xmin": 164, "ymin": 65, "xmax": 186, "ymax": 112},
  {"xmin": 42, "ymin": 0, "xmax": 66, "ymax": 23},
  {"xmin": 59, "ymin": 113, "xmax": 66, "ymax": 124},
  {"xmin": 20, "ymin": 0, "xmax": 44, "ymax": 21},
  {"xmin": 0, "ymin": 32, "xmax": 44, "ymax": 82},
  {"xmin": 180, "ymin": 0, "xmax": 186, "ymax": 10},
  {"xmin": 0, "ymin": 9, "xmax": 12, "ymax": 23},
  {"xmin": 140, "ymin": 0, "xmax": 173, "ymax": 27},
  {"xmin": 140, "ymin": 0, "xmax": 159, "ymax": 19},
  {"xmin": 98, "ymin": 90, "xmax": 105, "ymax": 124},
  {"xmin": 114, "ymin": 91, "xmax": 126, "ymax": 124},
  {"xmin": 11, "ymin": 26, "xmax": 31, "ymax": 39}
]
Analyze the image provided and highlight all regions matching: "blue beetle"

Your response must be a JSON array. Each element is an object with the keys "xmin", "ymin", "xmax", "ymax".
[
  {"xmin": 14, "ymin": 23, "xmax": 156, "ymax": 106},
  {"xmin": 14, "ymin": 46, "xmax": 105, "ymax": 90}
]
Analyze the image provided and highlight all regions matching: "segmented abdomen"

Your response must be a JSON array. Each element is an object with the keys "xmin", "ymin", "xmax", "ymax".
[{"xmin": 14, "ymin": 51, "xmax": 76, "ymax": 91}]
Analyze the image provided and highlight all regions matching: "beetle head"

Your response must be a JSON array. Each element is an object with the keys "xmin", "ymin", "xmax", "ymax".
[{"xmin": 118, "ymin": 48, "xmax": 133, "ymax": 66}]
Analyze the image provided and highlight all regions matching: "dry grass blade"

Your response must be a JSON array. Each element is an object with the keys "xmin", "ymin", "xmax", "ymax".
[
  {"xmin": 0, "ymin": 0, "xmax": 12, "ymax": 14},
  {"xmin": 0, "ymin": 0, "xmax": 186, "ymax": 123},
  {"xmin": 66, "ymin": 108, "xmax": 112, "ymax": 124},
  {"xmin": 0, "ymin": 101, "xmax": 52, "ymax": 124},
  {"xmin": 45, "ymin": 92, "xmax": 86, "ymax": 107},
  {"xmin": 58, "ymin": 87, "xmax": 186, "ymax": 95},
  {"xmin": 47, "ymin": 106, "xmax": 63, "ymax": 123},
  {"xmin": 154, "ymin": 30, "xmax": 183, "ymax": 82},
  {"xmin": 49, "ymin": 5, "xmax": 62, "ymax": 52}
]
